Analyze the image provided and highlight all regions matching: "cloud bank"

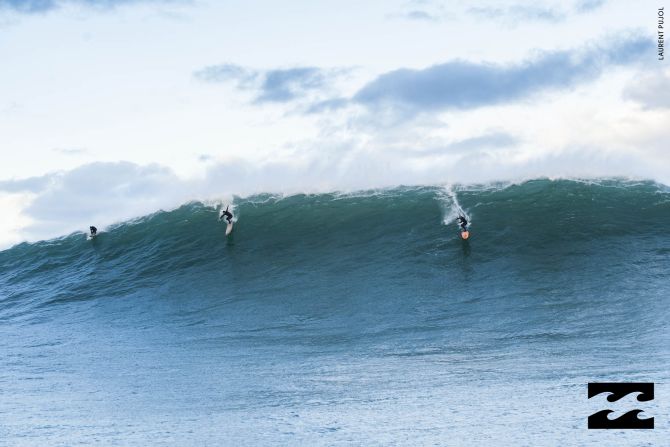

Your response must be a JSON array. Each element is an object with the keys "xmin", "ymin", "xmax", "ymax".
[
  {"xmin": 2, "ymin": 162, "xmax": 186, "ymax": 243},
  {"xmin": 575, "ymin": 0, "xmax": 606, "ymax": 13},
  {"xmin": 194, "ymin": 64, "xmax": 347, "ymax": 104},
  {"xmin": 199, "ymin": 35, "xmax": 650, "ymax": 118},
  {"xmin": 0, "ymin": 0, "xmax": 180, "ymax": 14},
  {"xmin": 468, "ymin": 4, "xmax": 565, "ymax": 24},
  {"xmin": 353, "ymin": 35, "xmax": 650, "ymax": 115},
  {"xmin": 623, "ymin": 69, "xmax": 670, "ymax": 110},
  {"xmin": 467, "ymin": 0, "xmax": 607, "ymax": 25}
]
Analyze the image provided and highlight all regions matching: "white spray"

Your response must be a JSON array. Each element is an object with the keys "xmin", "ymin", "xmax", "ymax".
[{"xmin": 439, "ymin": 184, "xmax": 470, "ymax": 228}]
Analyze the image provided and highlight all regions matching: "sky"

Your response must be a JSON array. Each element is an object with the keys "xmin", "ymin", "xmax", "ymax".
[{"xmin": 0, "ymin": 0, "xmax": 668, "ymax": 247}]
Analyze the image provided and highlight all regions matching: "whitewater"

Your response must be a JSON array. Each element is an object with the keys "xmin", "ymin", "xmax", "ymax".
[{"xmin": 1, "ymin": 178, "xmax": 669, "ymax": 446}]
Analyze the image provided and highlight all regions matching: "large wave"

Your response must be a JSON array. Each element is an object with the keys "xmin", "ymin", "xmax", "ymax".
[{"xmin": 1, "ymin": 178, "xmax": 668, "ymax": 317}]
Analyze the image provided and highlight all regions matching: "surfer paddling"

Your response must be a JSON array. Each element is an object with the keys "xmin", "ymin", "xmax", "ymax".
[{"xmin": 219, "ymin": 206, "xmax": 233, "ymax": 224}]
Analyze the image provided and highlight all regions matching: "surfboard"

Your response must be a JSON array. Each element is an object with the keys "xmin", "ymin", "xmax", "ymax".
[
  {"xmin": 225, "ymin": 222, "xmax": 233, "ymax": 236},
  {"xmin": 461, "ymin": 230, "xmax": 470, "ymax": 240}
]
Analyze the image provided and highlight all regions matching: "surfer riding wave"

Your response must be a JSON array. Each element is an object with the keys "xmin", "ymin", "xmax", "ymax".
[
  {"xmin": 457, "ymin": 215, "xmax": 468, "ymax": 231},
  {"xmin": 219, "ymin": 206, "xmax": 233, "ymax": 224}
]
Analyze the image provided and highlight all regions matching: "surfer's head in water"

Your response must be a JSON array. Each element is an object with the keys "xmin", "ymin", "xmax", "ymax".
[
  {"xmin": 457, "ymin": 215, "xmax": 468, "ymax": 230},
  {"xmin": 219, "ymin": 206, "xmax": 233, "ymax": 224},
  {"xmin": 89, "ymin": 226, "xmax": 97, "ymax": 236}
]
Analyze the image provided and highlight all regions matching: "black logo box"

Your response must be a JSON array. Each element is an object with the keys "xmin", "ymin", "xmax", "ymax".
[{"xmin": 588, "ymin": 382, "xmax": 654, "ymax": 430}]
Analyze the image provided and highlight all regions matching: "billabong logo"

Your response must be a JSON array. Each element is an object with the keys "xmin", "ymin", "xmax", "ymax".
[{"xmin": 588, "ymin": 382, "xmax": 654, "ymax": 429}]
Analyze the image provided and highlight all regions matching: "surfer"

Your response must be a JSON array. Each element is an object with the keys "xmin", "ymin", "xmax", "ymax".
[
  {"xmin": 457, "ymin": 215, "xmax": 470, "ymax": 240},
  {"xmin": 457, "ymin": 215, "xmax": 468, "ymax": 231},
  {"xmin": 219, "ymin": 206, "xmax": 233, "ymax": 224},
  {"xmin": 89, "ymin": 226, "xmax": 97, "ymax": 237}
]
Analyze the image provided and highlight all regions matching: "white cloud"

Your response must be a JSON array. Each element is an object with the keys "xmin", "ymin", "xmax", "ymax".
[
  {"xmin": 0, "ymin": 192, "xmax": 36, "ymax": 248},
  {"xmin": 623, "ymin": 69, "xmax": 670, "ymax": 110}
]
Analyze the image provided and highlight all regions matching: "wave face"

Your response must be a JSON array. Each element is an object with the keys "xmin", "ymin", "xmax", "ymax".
[{"xmin": 1, "ymin": 178, "xmax": 669, "ymax": 446}]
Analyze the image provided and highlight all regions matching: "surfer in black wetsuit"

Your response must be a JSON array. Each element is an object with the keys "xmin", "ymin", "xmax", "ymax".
[
  {"xmin": 219, "ymin": 206, "xmax": 233, "ymax": 224},
  {"xmin": 89, "ymin": 226, "xmax": 97, "ymax": 236},
  {"xmin": 457, "ymin": 215, "xmax": 468, "ymax": 231}
]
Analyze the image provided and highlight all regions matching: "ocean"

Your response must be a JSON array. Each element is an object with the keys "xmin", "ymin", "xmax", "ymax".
[{"xmin": 1, "ymin": 178, "xmax": 669, "ymax": 446}]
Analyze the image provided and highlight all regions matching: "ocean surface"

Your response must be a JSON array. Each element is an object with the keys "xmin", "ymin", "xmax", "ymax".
[{"xmin": 1, "ymin": 178, "xmax": 669, "ymax": 446}]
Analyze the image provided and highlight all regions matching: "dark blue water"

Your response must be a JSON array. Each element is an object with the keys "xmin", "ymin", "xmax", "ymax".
[{"xmin": 1, "ymin": 179, "xmax": 669, "ymax": 446}]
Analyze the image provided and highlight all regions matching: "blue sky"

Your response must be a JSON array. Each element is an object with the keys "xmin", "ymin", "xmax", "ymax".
[{"xmin": 0, "ymin": 0, "xmax": 667, "ymax": 247}]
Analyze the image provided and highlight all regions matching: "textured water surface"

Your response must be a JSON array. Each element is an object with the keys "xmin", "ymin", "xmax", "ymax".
[{"xmin": 1, "ymin": 179, "xmax": 668, "ymax": 446}]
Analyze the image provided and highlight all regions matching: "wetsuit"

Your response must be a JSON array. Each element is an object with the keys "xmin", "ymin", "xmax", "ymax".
[
  {"xmin": 90, "ymin": 226, "xmax": 97, "ymax": 236},
  {"xmin": 457, "ymin": 216, "xmax": 468, "ymax": 231},
  {"xmin": 220, "ymin": 207, "xmax": 233, "ymax": 224}
]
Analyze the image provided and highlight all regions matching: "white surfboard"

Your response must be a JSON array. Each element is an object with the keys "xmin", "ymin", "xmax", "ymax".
[{"xmin": 225, "ymin": 222, "xmax": 233, "ymax": 235}]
